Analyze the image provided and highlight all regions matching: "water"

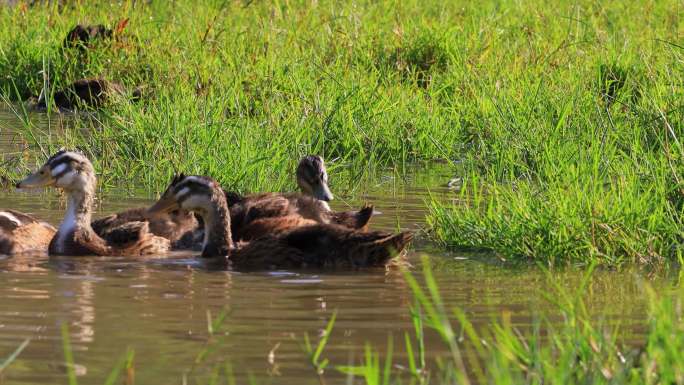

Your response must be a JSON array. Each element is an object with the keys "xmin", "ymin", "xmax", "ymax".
[{"xmin": 0, "ymin": 108, "xmax": 669, "ymax": 384}]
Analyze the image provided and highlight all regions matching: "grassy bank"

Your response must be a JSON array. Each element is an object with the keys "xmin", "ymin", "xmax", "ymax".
[
  {"xmin": 0, "ymin": 0, "xmax": 466, "ymax": 191},
  {"xmin": 408, "ymin": 0, "xmax": 683, "ymax": 266},
  {"xmin": 0, "ymin": 0, "xmax": 682, "ymax": 265}
]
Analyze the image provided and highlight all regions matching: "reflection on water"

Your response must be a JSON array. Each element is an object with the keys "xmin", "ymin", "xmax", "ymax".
[{"xmin": 0, "ymin": 107, "xmax": 671, "ymax": 384}]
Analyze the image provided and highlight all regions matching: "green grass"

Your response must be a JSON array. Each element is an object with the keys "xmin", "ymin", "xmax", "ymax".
[
  {"xmin": 307, "ymin": 260, "xmax": 684, "ymax": 385},
  {"xmin": 0, "ymin": 0, "xmax": 466, "ymax": 193},
  {"xmin": 0, "ymin": 339, "xmax": 29, "ymax": 375},
  {"xmin": 1, "ymin": 1, "xmax": 683, "ymax": 264}
]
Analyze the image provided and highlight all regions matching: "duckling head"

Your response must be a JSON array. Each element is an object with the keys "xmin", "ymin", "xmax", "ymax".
[
  {"xmin": 149, "ymin": 174, "xmax": 222, "ymax": 217},
  {"xmin": 17, "ymin": 149, "xmax": 95, "ymax": 193},
  {"xmin": 296, "ymin": 155, "xmax": 333, "ymax": 201}
]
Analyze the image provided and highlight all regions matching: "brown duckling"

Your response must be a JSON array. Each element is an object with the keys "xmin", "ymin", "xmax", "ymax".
[
  {"xmin": 296, "ymin": 155, "xmax": 375, "ymax": 228},
  {"xmin": 226, "ymin": 156, "xmax": 374, "ymax": 241},
  {"xmin": 0, "ymin": 210, "xmax": 56, "ymax": 255},
  {"xmin": 17, "ymin": 150, "xmax": 170, "ymax": 256},
  {"xmin": 149, "ymin": 175, "xmax": 413, "ymax": 269},
  {"xmin": 295, "ymin": 155, "xmax": 334, "ymax": 203},
  {"xmin": 34, "ymin": 78, "xmax": 142, "ymax": 111},
  {"xmin": 63, "ymin": 24, "xmax": 113, "ymax": 49}
]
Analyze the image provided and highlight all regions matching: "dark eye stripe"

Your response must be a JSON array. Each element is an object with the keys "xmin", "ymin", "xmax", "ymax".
[
  {"xmin": 175, "ymin": 180, "xmax": 212, "ymax": 195},
  {"xmin": 46, "ymin": 150, "xmax": 68, "ymax": 164},
  {"xmin": 49, "ymin": 156, "xmax": 76, "ymax": 170}
]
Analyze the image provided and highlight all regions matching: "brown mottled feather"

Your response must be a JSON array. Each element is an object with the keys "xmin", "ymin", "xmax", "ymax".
[
  {"xmin": 329, "ymin": 204, "xmax": 374, "ymax": 231},
  {"xmin": 102, "ymin": 221, "xmax": 170, "ymax": 256},
  {"xmin": 226, "ymin": 191, "xmax": 373, "ymax": 241},
  {"xmin": 0, "ymin": 210, "xmax": 56, "ymax": 255},
  {"xmin": 230, "ymin": 225, "xmax": 414, "ymax": 270},
  {"xmin": 237, "ymin": 215, "xmax": 319, "ymax": 241},
  {"xmin": 91, "ymin": 207, "xmax": 199, "ymax": 247},
  {"xmin": 54, "ymin": 222, "xmax": 170, "ymax": 256}
]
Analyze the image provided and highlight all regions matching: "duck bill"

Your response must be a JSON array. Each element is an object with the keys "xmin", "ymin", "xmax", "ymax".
[
  {"xmin": 148, "ymin": 195, "xmax": 180, "ymax": 215},
  {"xmin": 314, "ymin": 182, "xmax": 334, "ymax": 201},
  {"xmin": 16, "ymin": 168, "xmax": 54, "ymax": 189}
]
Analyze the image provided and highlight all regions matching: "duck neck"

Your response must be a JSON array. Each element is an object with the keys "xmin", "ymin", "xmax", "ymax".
[
  {"xmin": 55, "ymin": 178, "xmax": 96, "ymax": 244},
  {"xmin": 200, "ymin": 193, "xmax": 233, "ymax": 258}
]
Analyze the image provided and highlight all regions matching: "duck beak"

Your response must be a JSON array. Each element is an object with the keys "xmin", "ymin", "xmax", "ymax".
[
  {"xmin": 314, "ymin": 182, "xmax": 334, "ymax": 202},
  {"xmin": 16, "ymin": 167, "xmax": 54, "ymax": 189},
  {"xmin": 148, "ymin": 195, "xmax": 180, "ymax": 215}
]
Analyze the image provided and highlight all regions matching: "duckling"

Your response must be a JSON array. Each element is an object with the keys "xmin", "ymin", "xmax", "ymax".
[
  {"xmin": 34, "ymin": 78, "xmax": 142, "ymax": 111},
  {"xmin": 295, "ymin": 155, "xmax": 334, "ymax": 204},
  {"xmin": 297, "ymin": 155, "xmax": 378, "ymax": 228},
  {"xmin": 63, "ymin": 24, "xmax": 113, "ymax": 49},
  {"xmin": 16, "ymin": 150, "xmax": 170, "ymax": 256},
  {"xmin": 226, "ymin": 156, "xmax": 374, "ymax": 240},
  {"xmin": 0, "ymin": 210, "xmax": 56, "ymax": 255},
  {"xmin": 149, "ymin": 175, "xmax": 413, "ymax": 269}
]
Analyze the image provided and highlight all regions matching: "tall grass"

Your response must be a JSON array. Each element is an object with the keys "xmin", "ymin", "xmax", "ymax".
[
  {"xmin": 0, "ymin": 0, "xmax": 465, "ymax": 192},
  {"xmin": 409, "ymin": 1, "xmax": 684, "ymax": 266}
]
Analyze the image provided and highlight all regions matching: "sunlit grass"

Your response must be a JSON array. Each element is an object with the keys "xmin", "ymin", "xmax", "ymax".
[{"xmin": 0, "ymin": 0, "xmax": 463, "ymax": 193}]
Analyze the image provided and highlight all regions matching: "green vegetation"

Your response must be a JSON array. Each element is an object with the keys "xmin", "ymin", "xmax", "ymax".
[
  {"xmin": 0, "ymin": 339, "xmax": 29, "ymax": 375},
  {"xmin": 0, "ymin": 0, "xmax": 467, "ymax": 192},
  {"xmin": 1, "ymin": 1, "xmax": 682, "ymax": 264}
]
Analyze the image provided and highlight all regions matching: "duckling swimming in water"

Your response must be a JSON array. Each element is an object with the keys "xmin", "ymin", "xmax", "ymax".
[
  {"xmin": 149, "ymin": 175, "xmax": 413, "ymax": 269},
  {"xmin": 17, "ymin": 150, "xmax": 170, "ymax": 256},
  {"xmin": 226, "ymin": 156, "xmax": 374, "ymax": 241}
]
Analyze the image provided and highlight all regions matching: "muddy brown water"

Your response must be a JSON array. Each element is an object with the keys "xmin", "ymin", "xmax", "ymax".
[{"xmin": 0, "ymin": 107, "xmax": 671, "ymax": 384}]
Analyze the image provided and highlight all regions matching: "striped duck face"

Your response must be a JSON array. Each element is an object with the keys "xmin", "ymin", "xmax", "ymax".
[
  {"xmin": 17, "ymin": 150, "xmax": 94, "ymax": 191},
  {"xmin": 296, "ymin": 155, "xmax": 333, "ymax": 201},
  {"xmin": 148, "ymin": 174, "xmax": 219, "ymax": 216}
]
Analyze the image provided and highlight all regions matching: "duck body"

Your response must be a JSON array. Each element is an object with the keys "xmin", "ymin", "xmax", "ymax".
[
  {"xmin": 149, "ymin": 175, "xmax": 413, "ymax": 270},
  {"xmin": 0, "ymin": 210, "xmax": 56, "ymax": 255},
  {"xmin": 49, "ymin": 220, "xmax": 168, "ymax": 256},
  {"xmin": 33, "ymin": 78, "xmax": 140, "ymax": 111},
  {"xmin": 63, "ymin": 24, "xmax": 113, "ymax": 49},
  {"xmin": 231, "ymin": 223, "xmax": 413, "ymax": 270},
  {"xmin": 18, "ymin": 150, "xmax": 170, "ymax": 256},
  {"xmin": 91, "ymin": 207, "xmax": 201, "ymax": 249},
  {"xmin": 51, "ymin": 78, "xmax": 123, "ymax": 110},
  {"xmin": 223, "ymin": 155, "xmax": 374, "ymax": 241},
  {"xmin": 226, "ymin": 192, "xmax": 373, "ymax": 241}
]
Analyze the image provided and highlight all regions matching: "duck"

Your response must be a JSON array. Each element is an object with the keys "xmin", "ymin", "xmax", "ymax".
[
  {"xmin": 149, "ymin": 174, "xmax": 413, "ymax": 269},
  {"xmin": 63, "ymin": 24, "xmax": 113, "ymax": 49},
  {"xmin": 16, "ymin": 150, "xmax": 170, "ymax": 256},
  {"xmin": 0, "ymin": 210, "xmax": 56, "ymax": 255},
  {"xmin": 33, "ymin": 78, "xmax": 143, "ymax": 111},
  {"xmin": 226, "ymin": 155, "xmax": 374, "ymax": 241}
]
